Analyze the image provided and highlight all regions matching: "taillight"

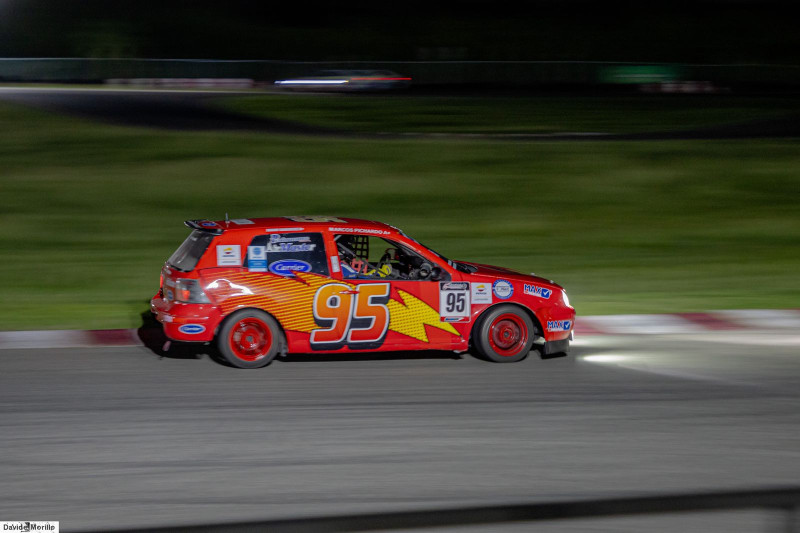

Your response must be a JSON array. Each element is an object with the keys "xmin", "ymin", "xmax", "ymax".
[{"xmin": 175, "ymin": 279, "xmax": 211, "ymax": 303}]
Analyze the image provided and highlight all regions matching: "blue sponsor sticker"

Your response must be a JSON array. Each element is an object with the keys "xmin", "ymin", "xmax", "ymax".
[
  {"xmin": 492, "ymin": 279, "xmax": 514, "ymax": 300},
  {"xmin": 179, "ymin": 324, "xmax": 206, "ymax": 335},
  {"xmin": 523, "ymin": 284, "xmax": 552, "ymax": 299},
  {"xmin": 200, "ymin": 221, "xmax": 217, "ymax": 227},
  {"xmin": 269, "ymin": 259, "xmax": 312, "ymax": 277},
  {"xmin": 546, "ymin": 320, "xmax": 572, "ymax": 332}
]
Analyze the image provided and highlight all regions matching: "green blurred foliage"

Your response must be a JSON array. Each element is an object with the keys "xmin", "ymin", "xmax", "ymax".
[
  {"xmin": 0, "ymin": 99, "xmax": 798, "ymax": 330},
  {"xmin": 221, "ymin": 94, "xmax": 800, "ymax": 134}
]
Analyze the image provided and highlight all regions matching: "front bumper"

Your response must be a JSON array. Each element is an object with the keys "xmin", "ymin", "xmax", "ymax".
[{"xmin": 543, "ymin": 338, "xmax": 570, "ymax": 355}]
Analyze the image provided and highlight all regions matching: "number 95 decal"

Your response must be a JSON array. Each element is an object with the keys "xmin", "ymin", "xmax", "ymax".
[
  {"xmin": 311, "ymin": 283, "xmax": 391, "ymax": 350},
  {"xmin": 440, "ymin": 282, "xmax": 470, "ymax": 321}
]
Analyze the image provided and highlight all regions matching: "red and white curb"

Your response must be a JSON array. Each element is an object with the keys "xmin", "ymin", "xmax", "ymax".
[
  {"xmin": 575, "ymin": 309, "xmax": 800, "ymax": 336},
  {"xmin": 0, "ymin": 309, "xmax": 798, "ymax": 350}
]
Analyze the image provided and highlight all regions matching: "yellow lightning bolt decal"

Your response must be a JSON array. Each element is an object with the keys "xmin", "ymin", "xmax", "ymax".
[
  {"xmin": 209, "ymin": 271, "xmax": 460, "ymax": 342},
  {"xmin": 387, "ymin": 289, "xmax": 459, "ymax": 342}
]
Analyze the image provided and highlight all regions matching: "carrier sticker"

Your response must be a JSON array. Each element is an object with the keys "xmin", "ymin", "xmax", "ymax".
[
  {"xmin": 330, "ymin": 255, "xmax": 340, "ymax": 273},
  {"xmin": 247, "ymin": 246, "xmax": 267, "ymax": 272},
  {"xmin": 440, "ymin": 281, "xmax": 470, "ymax": 320},
  {"xmin": 547, "ymin": 320, "xmax": 572, "ymax": 332},
  {"xmin": 492, "ymin": 279, "xmax": 513, "ymax": 300},
  {"xmin": 523, "ymin": 284, "xmax": 552, "ymax": 299},
  {"xmin": 269, "ymin": 259, "xmax": 312, "ymax": 277},
  {"xmin": 286, "ymin": 216, "xmax": 346, "ymax": 223},
  {"xmin": 216, "ymin": 245, "xmax": 241, "ymax": 266},
  {"xmin": 178, "ymin": 324, "xmax": 206, "ymax": 335},
  {"xmin": 231, "ymin": 218, "xmax": 254, "ymax": 225},
  {"xmin": 471, "ymin": 282, "xmax": 492, "ymax": 304}
]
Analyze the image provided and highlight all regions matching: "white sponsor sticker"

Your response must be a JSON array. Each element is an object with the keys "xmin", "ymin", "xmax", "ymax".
[
  {"xmin": 248, "ymin": 245, "xmax": 267, "ymax": 272},
  {"xmin": 471, "ymin": 282, "xmax": 493, "ymax": 304},
  {"xmin": 231, "ymin": 218, "xmax": 254, "ymax": 225},
  {"xmin": 440, "ymin": 281, "xmax": 470, "ymax": 320},
  {"xmin": 216, "ymin": 244, "xmax": 241, "ymax": 266},
  {"xmin": 328, "ymin": 226, "xmax": 390, "ymax": 235},
  {"xmin": 265, "ymin": 227, "xmax": 305, "ymax": 232},
  {"xmin": 492, "ymin": 279, "xmax": 514, "ymax": 299},
  {"xmin": 286, "ymin": 216, "xmax": 346, "ymax": 223},
  {"xmin": 330, "ymin": 255, "xmax": 340, "ymax": 273}
]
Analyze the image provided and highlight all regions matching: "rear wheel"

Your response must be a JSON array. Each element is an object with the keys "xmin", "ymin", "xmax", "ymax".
[
  {"xmin": 217, "ymin": 309, "xmax": 283, "ymax": 369},
  {"xmin": 473, "ymin": 305, "xmax": 535, "ymax": 363}
]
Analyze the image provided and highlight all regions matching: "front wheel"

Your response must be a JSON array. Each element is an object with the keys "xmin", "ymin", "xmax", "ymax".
[
  {"xmin": 472, "ymin": 305, "xmax": 535, "ymax": 363},
  {"xmin": 217, "ymin": 309, "xmax": 283, "ymax": 369}
]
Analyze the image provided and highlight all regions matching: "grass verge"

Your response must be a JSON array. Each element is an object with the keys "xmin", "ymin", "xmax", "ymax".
[{"xmin": 220, "ymin": 93, "xmax": 800, "ymax": 134}]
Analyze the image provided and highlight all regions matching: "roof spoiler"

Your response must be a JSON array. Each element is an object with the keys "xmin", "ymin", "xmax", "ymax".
[{"xmin": 184, "ymin": 220, "xmax": 224, "ymax": 235}]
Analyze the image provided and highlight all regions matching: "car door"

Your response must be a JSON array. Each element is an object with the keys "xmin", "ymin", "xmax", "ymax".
[{"xmin": 320, "ymin": 233, "xmax": 465, "ymax": 352}]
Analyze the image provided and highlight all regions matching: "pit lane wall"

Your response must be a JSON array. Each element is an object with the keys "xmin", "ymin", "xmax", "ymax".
[{"xmin": 1, "ymin": 309, "xmax": 798, "ymax": 350}]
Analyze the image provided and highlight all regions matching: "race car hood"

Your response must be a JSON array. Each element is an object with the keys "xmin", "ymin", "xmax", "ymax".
[{"xmin": 457, "ymin": 261, "xmax": 563, "ymax": 289}]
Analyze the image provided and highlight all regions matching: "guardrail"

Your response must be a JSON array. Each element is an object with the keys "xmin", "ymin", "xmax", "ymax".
[
  {"xmin": 96, "ymin": 486, "xmax": 800, "ymax": 533},
  {"xmin": 2, "ymin": 57, "xmax": 800, "ymax": 87}
]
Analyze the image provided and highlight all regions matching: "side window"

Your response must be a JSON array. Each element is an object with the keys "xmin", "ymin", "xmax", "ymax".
[
  {"xmin": 246, "ymin": 232, "xmax": 329, "ymax": 277},
  {"xmin": 333, "ymin": 234, "xmax": 449, "ymax": 281}
]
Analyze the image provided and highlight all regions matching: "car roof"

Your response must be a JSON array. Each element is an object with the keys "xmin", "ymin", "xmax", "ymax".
[{"xmin": 187, "ymin": 216, "xmax": 397, "ymax": 234}]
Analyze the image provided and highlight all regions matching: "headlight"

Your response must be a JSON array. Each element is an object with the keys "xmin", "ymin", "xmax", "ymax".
[{"xmin": 562, "ymin": 290, "xmax": 571, "ymax": 307}]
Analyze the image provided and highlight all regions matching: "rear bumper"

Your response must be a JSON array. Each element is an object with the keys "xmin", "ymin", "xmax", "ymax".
[{"xmin": 150, "ymin": 293, "xmax": 219, "ymax": 342}]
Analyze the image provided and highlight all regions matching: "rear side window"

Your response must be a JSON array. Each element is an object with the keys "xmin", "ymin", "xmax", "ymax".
[
  {"xmin": 246, "ymin": 232, "xmax": 329, "ymax": 277},
  {"xmin": 168, "ymin": 230, "xmax": 214, "ymax": 272}
]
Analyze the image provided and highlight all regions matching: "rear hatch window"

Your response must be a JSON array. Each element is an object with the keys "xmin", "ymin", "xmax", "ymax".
[{"xmin": 168, "ymin": 230, "xmax": 214, "ymax": 271}]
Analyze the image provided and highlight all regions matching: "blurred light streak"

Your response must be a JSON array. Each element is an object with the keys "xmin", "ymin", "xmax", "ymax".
[
  {"xmin": 582, "ymin": 354, "xmax": 630, "ymax": 363},
  {"xmin": 351, "ymin": 77, "xmax": 411, "ymax": 81},
  {"xmin": 274, "ymin": 79, "xmax": 348, "ymax": 85}
]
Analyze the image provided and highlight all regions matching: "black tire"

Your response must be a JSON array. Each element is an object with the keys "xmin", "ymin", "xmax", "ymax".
[
  {"xmin": 217, "ymin": 309, "xmax": 283, "ymax": 369},
  {"xmin": 472, "ymin": 304, "xmax": 535, "ymax": 363}
]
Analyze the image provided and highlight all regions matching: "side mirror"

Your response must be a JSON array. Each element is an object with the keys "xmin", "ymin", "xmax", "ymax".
[
  {"xmin": 418, "ymin": 262, "xmax": 432, "ymax": 279},
  {"xmin": 429, "ymin": 266, "xmax": 443, "ymax": 281}
]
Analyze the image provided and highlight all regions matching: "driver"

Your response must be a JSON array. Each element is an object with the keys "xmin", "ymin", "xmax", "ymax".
[{"xmin": 336, "ymin": 236, "xmax": 393, "ymax": 279}]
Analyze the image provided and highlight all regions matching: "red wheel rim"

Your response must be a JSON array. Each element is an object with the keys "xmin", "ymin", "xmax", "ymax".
[
  {"xmin": 488, "ymin": 313, "xmax": 528, "ymax": 357},
  {"xmin": 229, "ymin": 318, "xmax": 272, "ymax": 362}
]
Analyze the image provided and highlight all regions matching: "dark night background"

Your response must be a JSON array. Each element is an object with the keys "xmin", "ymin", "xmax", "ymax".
[{"xmin": 0, "ymin": 0, "xmax": 797, "ymax": 64}]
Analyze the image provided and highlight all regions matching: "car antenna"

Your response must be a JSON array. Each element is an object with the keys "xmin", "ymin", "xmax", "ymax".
[{"xmin": 225, "ymin": 212, "xmax": 229, "ymax": 227}]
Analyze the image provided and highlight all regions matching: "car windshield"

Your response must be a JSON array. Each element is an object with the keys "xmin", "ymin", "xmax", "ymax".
[
  {"xmin": 167, "ymin": 230, "xmax": 214, "ymax": 271},
  {"xmin": 398, "ymin": 230, "xmax": 478, "ymax": 273},
  {"xmin": 398, "ymin": 230, "xmax": 450, "ymax": 263}
]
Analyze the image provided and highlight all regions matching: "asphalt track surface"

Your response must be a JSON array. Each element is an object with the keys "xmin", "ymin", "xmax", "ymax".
[
  {"xmin": 1, "ymin": 331, "xmax": 800, "ymax": 532},
  {"xmin": 1, "ymin": 87, "xmax": 800, "ymax": 139}
]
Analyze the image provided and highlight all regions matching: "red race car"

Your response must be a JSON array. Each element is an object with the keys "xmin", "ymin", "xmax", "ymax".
[{"xmin": 151, "ymin": 216, "xmax": 575, "ymax": 368}]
